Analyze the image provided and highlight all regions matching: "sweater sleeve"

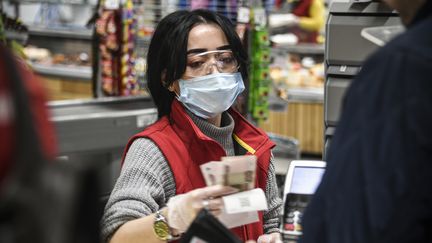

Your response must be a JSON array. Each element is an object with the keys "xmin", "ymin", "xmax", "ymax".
[
  {"xmin": 100, "ymin": 138, "xmax": 176, "ymax": 243},
  {"xmin": 263, "ymin": 153, "xmax": 283, "ymax": 234}
]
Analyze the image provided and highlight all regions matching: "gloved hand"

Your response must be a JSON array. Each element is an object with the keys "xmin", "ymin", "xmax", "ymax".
[
  {"xmin": 269, "ymin": 13, "xmax": 299, "ymax": 28},
  {"xmin": 166, "ymin": 185, "xmax": 239, "ymax": 233},
  {"xmin": 257, "ymin": 232, "xmax": 283, "ymax": 243}
]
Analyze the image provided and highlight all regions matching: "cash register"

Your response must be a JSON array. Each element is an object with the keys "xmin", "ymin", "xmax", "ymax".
[
  {"xmin": 281, "ymin": 160, "xmax": 326, "ymax": 242},
  {"xmin": 324, "ymin": 1, "xmax": 400, "ymax": 159}
]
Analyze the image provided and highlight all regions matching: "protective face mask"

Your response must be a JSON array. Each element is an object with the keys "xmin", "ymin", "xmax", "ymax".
[{"xmin": 176, "ymin": 72, "xmax": 245, "ymax": 119}]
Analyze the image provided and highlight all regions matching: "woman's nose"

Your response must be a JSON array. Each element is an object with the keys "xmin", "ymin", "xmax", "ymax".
[{"xmin": 206, "ymin": 62, "xmax": 220, "ymax": 75}]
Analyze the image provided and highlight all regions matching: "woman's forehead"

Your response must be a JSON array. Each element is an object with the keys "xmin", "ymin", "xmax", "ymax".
[{"xmin": 187, "ymin": 24, "xmax": 229, "ymax": 53}]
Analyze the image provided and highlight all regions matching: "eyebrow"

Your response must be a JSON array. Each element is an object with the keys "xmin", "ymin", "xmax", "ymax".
[{"xmin": 186, "ymin": 45, "xmax": 231, "ymax": 55}]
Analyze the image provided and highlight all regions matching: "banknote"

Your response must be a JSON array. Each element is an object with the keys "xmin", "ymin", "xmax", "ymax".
[
  {"xmin": 200, "ymin": 155, "xmax": 257, "ymax": 191},
  {"xmin": 200, "ymin": 161, "xmax": 225, "ymax": 186}
]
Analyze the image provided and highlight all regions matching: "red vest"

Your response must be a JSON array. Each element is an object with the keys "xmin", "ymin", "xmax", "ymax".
[{"xmin": 123, "ymin": 100, "xmax": 275, "ymax": 241}]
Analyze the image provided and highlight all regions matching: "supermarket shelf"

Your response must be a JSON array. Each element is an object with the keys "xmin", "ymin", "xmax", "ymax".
[
  {"xmin": 31, "ymin": 62, "xmax": 92, "ymax": 80},
  {"xmin": 29, "ymin": 26, "xmax": 93, "ymax": 40},
  {"xmin": 285, "ymin": 87, "xmax": 324, "ymax": 103},
  {"xmin": 5, "ymin": 30, "xmax": 29, "ymax": 44},
  {"xmin": 272, "ymin": 43, "xmax": 324, "ymax": 55}
]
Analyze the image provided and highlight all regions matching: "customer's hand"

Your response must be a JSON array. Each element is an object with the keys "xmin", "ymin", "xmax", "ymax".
[
  {"xmin": 257, "ymin": 232, "xmax": 283, "ymax": 243},
  {"xmin": 166, "ymin": 185, "xmax": 239, "ymax": 233}
]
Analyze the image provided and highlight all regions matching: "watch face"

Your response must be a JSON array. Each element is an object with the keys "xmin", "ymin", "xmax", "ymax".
[{"xmin": 154, "ymin": 221, "xmax": 170, "ymax": 240}]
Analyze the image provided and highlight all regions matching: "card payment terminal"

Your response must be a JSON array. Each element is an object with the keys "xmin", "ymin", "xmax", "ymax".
[{"xmin": 281, "ymin": 160, "xmax": 326, "ymax": 242}]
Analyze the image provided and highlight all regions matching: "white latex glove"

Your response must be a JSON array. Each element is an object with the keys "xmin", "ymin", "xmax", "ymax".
[
  {"xmin": 269, "ymin": 13, "xmax": 299, "ymax": 28},
  {"xmin": 166, "ymin": 185, "xmax": 239, "ymax": 233},
  {"xmin": 257, "ymin": 232, "xmax": 283, "ymax": 243}
]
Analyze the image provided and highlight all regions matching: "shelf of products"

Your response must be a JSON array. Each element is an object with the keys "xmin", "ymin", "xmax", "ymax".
[
  {"xmin": 5, "ymin": 30, "xmax": 29, "ymax": 43},
  {"xmin": 284, "ymin": 87, "xmax": 323, "ymax": 103},
  {"xmin": 25, "ymin": 43, "xmax": 92, "ymax": 75},
  {"xmin": 270, "ymin": 51, "xmax": 325, "ymax": 102},
  {"xmin": 24, "ymin": 42, "xmax": 94, "ymax": 100},
  {"xmin": 29, "ymin": 25, "xmax": 93, "ymax": 40},
  {"xmin": 8, "ymin": 0, "xmax": 96, "ymax": 5},
  {"xmin": 262, "ymin": 39, "xmax": 325, "ymax": 154},
  {"xmin": 31, "ymin": 62, "xmax": 92, "ymax": 80},
  {"xmin": 272, "ymin": 43, "xmax": 324, "ymax": 55}
]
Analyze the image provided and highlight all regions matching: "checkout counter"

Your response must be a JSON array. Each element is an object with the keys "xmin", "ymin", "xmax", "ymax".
[{"xmin": 49, "ymin": 96, "xmax": 157, "ymax": 197}]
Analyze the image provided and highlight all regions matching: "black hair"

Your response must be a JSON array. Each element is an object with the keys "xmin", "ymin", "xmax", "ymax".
[{"xmin": 146, "ymin": 9, "xmax": 249, "ymax": 118}]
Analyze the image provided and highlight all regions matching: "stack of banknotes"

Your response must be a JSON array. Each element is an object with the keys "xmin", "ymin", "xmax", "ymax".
[
  {"xmin": 200, "ymin": 155, "xmax": 269, "ymax": 228},
  {"xmin": 200, "ymin": 155, "xmax": 257, "ymax": 191}
]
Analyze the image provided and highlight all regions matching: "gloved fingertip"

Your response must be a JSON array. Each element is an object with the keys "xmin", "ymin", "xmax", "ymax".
[{"xmin": 257, "ymin": 234, "xmax": 271, "ymax": 243}]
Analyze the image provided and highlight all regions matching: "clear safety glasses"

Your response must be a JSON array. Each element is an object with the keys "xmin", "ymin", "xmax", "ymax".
[{"xmin": 184, "ymin": 50, "xmax": 239, "ymax": 78}]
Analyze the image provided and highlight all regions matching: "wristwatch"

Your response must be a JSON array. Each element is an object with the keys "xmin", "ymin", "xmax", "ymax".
[{"xmin": 153, "ymin": 210, "xmax": 179, "ymax": 241}]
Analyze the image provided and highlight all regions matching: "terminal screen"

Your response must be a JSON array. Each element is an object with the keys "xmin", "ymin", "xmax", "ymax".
[{"xmin": 290, "ymin": 167, "xmax": 325, "ymax": 195}]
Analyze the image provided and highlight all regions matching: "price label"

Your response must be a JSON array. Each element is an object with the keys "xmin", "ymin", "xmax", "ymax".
[
  {"xmin": 254, "ymin": 8, "xmax": 267, "ymax": 27},
  {"xmin": 237, "ymin": 7, "xmax": 250, "ymax": 23}
]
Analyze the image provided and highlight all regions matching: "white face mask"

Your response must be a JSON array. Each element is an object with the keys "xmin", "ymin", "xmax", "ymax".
[{"xmin": 176, "ymin": 72, "xmax": 245, "ymax": 119}]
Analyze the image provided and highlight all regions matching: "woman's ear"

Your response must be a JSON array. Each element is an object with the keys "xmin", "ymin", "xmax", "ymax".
[
  {"xmin": 167, "ymin": 84, "xmax": 175, "ymax": 92},
  {"xmin": 168, "ymin": 80, "xmax": 180, "ymax": 95},
  {"xmin": 161, "ymin": 71, "xmax": 179, "ymax": 94}
]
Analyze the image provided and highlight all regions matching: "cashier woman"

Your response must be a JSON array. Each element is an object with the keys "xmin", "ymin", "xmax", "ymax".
[
  {"xmin": 300, "ymin": 0, "xmax": 432, "ymax": 242},
  {"xmin": 101, "ymin": 9, "xmax": 282, "ymax": 243}
]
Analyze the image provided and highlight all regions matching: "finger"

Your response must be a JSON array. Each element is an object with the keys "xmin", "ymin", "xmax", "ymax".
[
  {"xmin": 257, "ymin": 234, "xmax": 272, "ymax": 243},
  {"xmin": 270, "ymin": 232, "xmax": 282, "ymax": 243},
  {"xmin": 203, "ymin": 198, "xmax": 224, "ymax": 212},
  {"xmin": 192, "ymin": 197, "xmax": 223, "ymax": 211},
  {"xmin": 208, "ymin": 208, "xmax": 222, "ymax": 216},
  {"xmin": 200, "ymin": 185, "xmax": 239, "ymax": 198}
]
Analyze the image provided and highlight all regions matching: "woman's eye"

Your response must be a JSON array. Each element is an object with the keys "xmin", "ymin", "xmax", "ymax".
[
  {"xmin": 220, "ymin": 56, "xmax": 235, "ymax": 64},
  {"xmin": 225, "ymin": 57, "xmax": 235, "ymax": 63},
  {"xmin": 188, "ymin": 61, "xmax": 204, "ymax": 69},
  {"xmin": 217, "ymin": 53, "xmax": 235, "ymax": 62}
]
